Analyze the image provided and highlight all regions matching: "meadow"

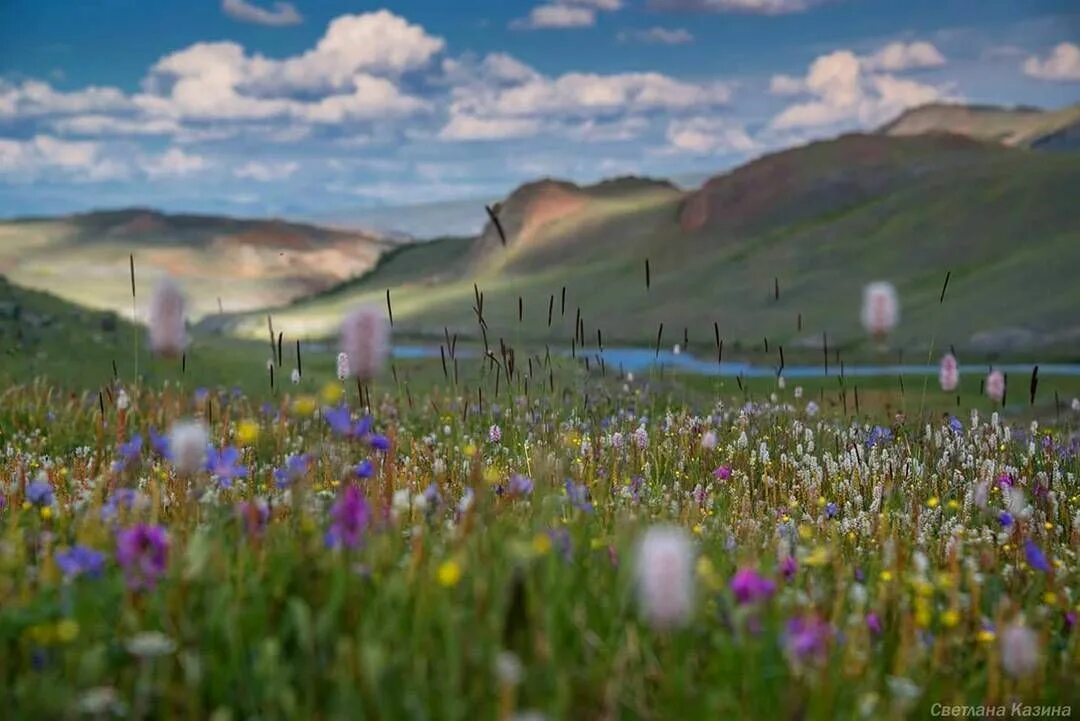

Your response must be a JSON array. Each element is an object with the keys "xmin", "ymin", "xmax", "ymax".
[{"xmin": 2, "ymin": 280, "xmax": 1079, "ymax": 720}]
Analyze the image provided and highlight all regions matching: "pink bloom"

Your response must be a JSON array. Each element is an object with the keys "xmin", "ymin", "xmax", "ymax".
[
  {"xmin": 713, "ymin": 465, "xmax": 732, "ymax": 481},
  {"xmin": 860, "ymin": 281, "xmax": 899, "ymax": 339},
  {"xmin": 340, "ymin": 305, "xmax": 389, "ymax": 382},
  {"xmin": 635, "ymin": 526, "xmax": 695, "ymax": 629},
  {"xmin": 938, "ymin": 353, "xmax": 959, "ymax": 392},
  {"xmin": 985, "ymin": 370, "xmax": 1005, "ymax": 403},
  {"xmin": 730, "ymin": 567, "xmax": 776, "ymax": 605},
  {"xmin": 148, "ymin": 277, "xmax": 187, "ymax": 357}
]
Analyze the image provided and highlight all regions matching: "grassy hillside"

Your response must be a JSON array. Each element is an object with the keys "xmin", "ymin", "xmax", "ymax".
[
  {"xmin": 880, "ymin": 102, "xmax": 1080, "ymax": 148},
  {"xmin": 218, "ymin": 133, "xmax": 1080, "ymax": 362},
  {"xmin": 0, "ymin": 208, "xmax": 395, "ymax": 322}
]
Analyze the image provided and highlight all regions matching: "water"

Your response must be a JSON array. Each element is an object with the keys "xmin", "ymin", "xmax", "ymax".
[{"xmin": 392, "ymin": 345, "xmax": 1080, "ymax": 378}]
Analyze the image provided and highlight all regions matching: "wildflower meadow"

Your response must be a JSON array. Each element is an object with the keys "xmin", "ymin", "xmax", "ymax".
[{"xmin": 0, "ymin": 273, "xmax": 1078, "ymax": 720}]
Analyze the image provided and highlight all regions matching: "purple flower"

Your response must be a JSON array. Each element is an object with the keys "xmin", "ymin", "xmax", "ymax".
[
  {"xmin": 998, "ymin": 511, "xmax": 1013, "ymax": 528},
  {"xmin": 27, "ymin": 479, "xmax": 53, "ymax": 506},
  {"xmin": 713, "ymin": 465, "xmax": 732, "ymax": 481},
  {"xmin": 565, "ymin": 480, "xmax": 593, "ymax": 513},
  {"xmin": 114, "ymin": 434, "xmax": 143, "ymax": 471},
  {"xmin": 866, "ymin": 612, "xmax": 883, "ymax": 635},
  {"xmin": 273, "ymin": 454, "xmax": 310, "ymax": 488},
  {"xmin": 997, "ymin": 473, "xmax": 1015, "ymax": 489},
  {"xmin": 422, "ymin": 483, "xmax": 442, "ymax": 509},
  {"xmin": 784, "ymin": 615, "xmax": 831, "ymax": 664},
  {"xmin": 55, "ymin": 545, "xmax": 106, "ymax": 580},
  {"xmin": 101, "ymin": 488, "xmax": 141, "ymax": 521},
  {"xmin": 730, "ymin": 567, "xmax": 776, "ymax": 605},
  {"xmin": 623, "ymin": 476, "xmax": 644, "ymax": 502},
  {"xmin": 489, "ymin": 424, "xmax": 502, "ymax": 444},
  {"xmin": 948, "ymin": 416, "xmax": 963, "ymax": 433},
  {"xmin": 325, "ymin": 484, "xmax": 371, "ymax": 549},
  {"xmin": 355, "ymin": 459, "xmax": 374, "ymax": 479},
  {"xmin": 508, "ymin": 474, "xmax": 533, "ymax": 497},
  {"xmin": 369, "ymin": 434, "xmax": 390, "ymax": 452},
  {"xmin": 825, "ymin": 502, "xmax": 838, "ymax": 520},
  {"xmin": 866, "ymin": 426, "xmax": 893, "ymax": 448},
  {"xmin": 324, "ymin": 405, "xmax": 374, "ymax": 439},
  {"xmin": 206, "ymin": 446, "xmax": 248, "ymax": 489},
  {"xmin": 781, "ymin": 555, "xmax": 798, "ymax": 580},
  {"xmin": 1025, "ymin": 539, "xmax": 1050, "ymax": 573},
  {"xmin": 115, "ymin": 524, "xmax": 169, "ymax": 590},
  {"xmin": 149, "ymin": 429, "xmax": 172, "ymax": 459}
]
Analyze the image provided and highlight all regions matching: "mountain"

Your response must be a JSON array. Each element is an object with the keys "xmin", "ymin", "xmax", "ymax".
[
  {"xmin": 880, "ymin": 102, "xmax": 1080, "ymax": 149},
  {"xmin": 0, "ymin": 209, "xmax": 398, "ymax": 321},
  {"xmin": 215, "ymin": 133, "xmax": 1080, "ymax": 356}
]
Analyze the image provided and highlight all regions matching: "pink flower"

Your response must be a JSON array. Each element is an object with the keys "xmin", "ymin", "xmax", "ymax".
[
  {"xmin": 148, "ymin": 277, "xmax": 187, "ymax": 357},
  {"xmin": 730, "ymin": 567, "xmax": 776, "ymax": 605},
  {"xmin": 340, "ymin": 305, "xmax": 389, "ymax": 381},
  {"xmin": 985, "ymin": 370, "xmax": 1005, "ymax": 403},
  {"xmin": 635, "ymin": 526, "xmax": 695, "ymax": 629},
  {"xmin": 713, "ymin": 465, "xmax": 732, "ymax": 481},
  {"xmin": 860, "ymin": 281, "xmax": 899, "ymax": 339},
  {"xmin": 938, "ymin": 353, "xmax": 959, "ymax": 392}
]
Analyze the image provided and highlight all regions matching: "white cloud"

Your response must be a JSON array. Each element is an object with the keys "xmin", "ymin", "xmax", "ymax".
[
  {"xmin": 567, "ymin": 116, "xmax": 649, "ymax": 141},
  {"xmin": 0, "ymin": 80, "xmax": 130, "ymax": 119},
  {"xmin": 617, "ymin": 27, "xmax": 694, "ymax": 45},
  {"xmin": 234, "ymin": 160, "xmax": 299, "ymax": 181},
  {"xmin": 438, "ymin": 113, "xmax": 543, "ymax": 141},
  {"xmin": 665, "ymin": 117, "xmax": 756, "ymax": 153},
  {"xmin": 222, "ymin": 0, "xmax": 302, "ymax": 27},
  {"xmin": 51, "ymin": 114, "xmax": 182, "ymax": 136},
  {"xmin": 0, "ymin": 135, "xmax": 128, "ymax": 181},
  {"xmin": 140, "ymin": 148, "xmax": 208, "ymax": 178},
  {"xmin": 513, "ymin": 5, "xmax": 597, "ymax": 29},
  {"xmin": 770, "ymin": 45, "xmax": 951, "ymax": 130},
  {"xmin": 863, "ymin": 41, "xmax": 946, "ymax": 72},
  {"xmin": 649, "ymin": 0, "xmax": 819, "ymax": 14},
  {"xmin": 1023, "ymin": 42, "xmax": 1080, "ymax": 82}
]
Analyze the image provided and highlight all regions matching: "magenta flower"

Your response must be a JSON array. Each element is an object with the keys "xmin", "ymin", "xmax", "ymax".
[
  {"xmin": 781, "ymin": 555, "xmax": 798, "ymax": 580},
  {"xmin": 325, "ymin": 484, "xmax": 371, "ymax": 549},
  {"xmin": 115, "ymin": 524, "xmax": 169, "ymax": 590},
  {"xmin": 713, "ymin": 465, "xmax": 732, "ymax": 481},
  {"xmin": 784, "ymin": 614, "xmax": 831, "ymax": 664},
  {"xmin": 730, "ymin": 567, "xmax": 776, "ymax": 605},
  {"xmin": 866, "ymin": 612, "xmax": 883, "ymax": 635}
]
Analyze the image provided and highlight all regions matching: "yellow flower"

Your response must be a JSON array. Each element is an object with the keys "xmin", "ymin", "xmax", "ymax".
[
  {"xmin": 589, "ymin": 537, "xmax": 606, "ymax": 550},
  {"xmin": 940, "ymin": 609, "xmax": 960, "ymax": 628},
  {"xmin": 915, "ymin": 598, "xmax": 931, "ymax": 628},
  {"xmin": 531, "ymin": 533, "xmax": 552, "ymax": 556},
  {"xmin": 437, "ymin": 560, "xmax": 462, "ymax": 588},
  {"xmin": 483, "ymin": 466, "xmax": 500, "ymax": 485},
  {"xmin": 817, "ymin": 496, "xmax": 827, "ymax": 507},
  {"xmin": 55, "ymin": 619, "xmax": 79, "ymax": 643},
  {"xmin": 321, "ymin": 382, "xmax": 344, "ymax": 405},
  {"xmin": 692, "ymin": 524, "xmax": 704, "ymax": 536},
  {"xmin": 236, "ymin": 419, "xmax": 259, "ymax": 445},
  {"xmin": 1043, "ymin": 522, "xmax": 1054, "ymax": 531},
  {"xmin": 798, "ymin": 524, "xmax": 813, "ymax": 541},
  {"xmin": 697, "ymin": 557, "xmax": 722, "ymax": 590},
  {"xmin": 40, "ymin": 506, "xmax": 53, "ymax": 520},
  {"xmin": 880, "ymin": 570, "xmax": 893, "ymax": 582},
  {"xmin": 464, "ymin": 444, "xmax": 477, "ymax": 458},
  {"xmin": 803, "ymin": 546, "xmax": 829, "ymax": 567},
  {"xmin": 292, "ymin": 395, "xmax": 317, "ymax": 417},
  {"xmin": 1044, "ymin": 591, "xmax": 1058, "ymax": 605},
  {"xmin": 912, "ymin": 579, "xmax": 934, "ymax": 598},
  {"xmin": 927, "ymin": 496, "xmax": 939, "ymax": 509},
  {"xmin": 946, "ymin": 499, "xmax": 960, "ymax": 511},
  {"xmin": 977, "ymin": 629, "xmax": 996, "ymax": 643}
]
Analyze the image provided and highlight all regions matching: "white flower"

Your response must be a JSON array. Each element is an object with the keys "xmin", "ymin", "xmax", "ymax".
[
  {"xmin": 495, "ymin": 651, "xmax": 523, "ymax": 686},
  {"xmin": 1000, "ymin": 621, "xmax": 1040, "ymax": 678},
  {"xmin": 635, "ymin": 526, "xmax": 695, "ymax": 629},
  {"xmin": 673, "ymin": 344, "xmax": 681, "ymax": 355},
  {"xmin": 701, "ymin": 430, "xmax": 717, "ymax": 450},
  {"xmin": 290, "ymin": 368, "xmax": 301, "ymax": 384},
  {"xmin": 126, "ymin": 631, "xmax": 176, "ymax": 658},
  {"xmin": 1072, "ymin": 397, "xmax": 1080, "ymax": 413},
  {"xmin": 336, "ymin": 352, "xmax": 349, "ymax": 381},
  {"xmin": 794, "ymin": 385, "xmax": 803, "ymax": 399},
  {"xmin": 116, "ymin": 388, "xmax": 130, "ymax": 411},
  {"xmin": 777, "ymin": 375, "xmax": 786, "ymax": 389},
  {"xmin": 806, "ymin": 401, "xmax": 819, "ymax": 417},
  {"xmin": 168, "ymin": 420, "xmax": 208, "ymax": 475}
]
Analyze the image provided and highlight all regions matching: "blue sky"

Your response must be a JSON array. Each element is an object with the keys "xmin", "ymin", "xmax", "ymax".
[{"xmin": 1, "ymin": 0, "xmax": 1077, "ymax": 224}]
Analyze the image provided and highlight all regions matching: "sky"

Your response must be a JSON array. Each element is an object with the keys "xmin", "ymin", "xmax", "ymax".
[{"xmin": 1, "ymin": 0, "xmax": 1077, "ymax": 227}]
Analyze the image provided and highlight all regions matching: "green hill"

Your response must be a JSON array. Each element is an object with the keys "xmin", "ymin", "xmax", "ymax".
[
  {"xmin": 0, "ymin": 209, "xmax": 396, "ymax": 321},
  {"xmin": 215, "ymin": 132, "xmax": 1080, "ymax": 359},
  {"xmin": 880, "ymin": 102, "xmax": 1080, "ymax": 149}
]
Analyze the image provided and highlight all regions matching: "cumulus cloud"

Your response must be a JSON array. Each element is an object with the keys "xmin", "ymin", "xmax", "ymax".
[
  {"xmin": 665, "ymin": 117, "xmax": 756, "ymax": 154},
  {"xmin": 221, "ymin": 0, "xmax": 301, "ymax": 27},
  {"xmin": 1023, "ymin": 42, "xmax": 1080, "ymax": 81},
  {"xmin": 0, "ymin": 80, "xmax": 130, "ymax": 119},
  {"xmin": 140, "ymin": 148, "xmax": 209, "ymax": 178},
  {"xmin": 862, "ymin": 41, "xmax": 946, "ymax": 72},
  {"xmin": 769, "ymin": 44, "xmax": 951, "ymax": 130},
  {"xmin": 648, "ymin": 0, "xmax": 822, "ymax": 14},
  {"xmin": 234, "ymin": 160, "xmax": 299, "ymax": 181},
  {"xmin": 617, "ymin": 27, "xmax": 694, "ymax": 45},
  {"xmin": 512, "ymin": 0, "xmax": 623, "ymax": 29},
  {"xmin": 441, "ymin": 53, "xmax": 731, "ymax": 140},
  {"xmin": 0, "ymin": 135, "xmax": 127, "ymax": 181}
]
